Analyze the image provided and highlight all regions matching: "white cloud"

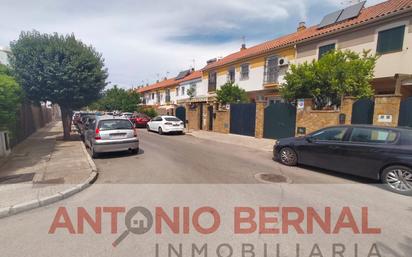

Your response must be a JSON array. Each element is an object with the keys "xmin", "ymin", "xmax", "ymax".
[{"xmin": 0, "ymin": 0, "xmax": 387, "ymax": 88}]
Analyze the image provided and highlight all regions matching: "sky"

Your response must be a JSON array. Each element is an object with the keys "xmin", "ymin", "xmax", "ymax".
[{"xmin": 0, "ymin": 0, "xmax": 386, "ymax": 89}]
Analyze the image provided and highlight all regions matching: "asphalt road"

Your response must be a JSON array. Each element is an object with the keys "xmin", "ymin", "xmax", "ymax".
[
  {"xmin": 95, "ymin": 129, "xmax": 371, "ymax": 184},
  {"xmin": 0, "ymin": 129, "xmax": 411, "ymax": 257}
]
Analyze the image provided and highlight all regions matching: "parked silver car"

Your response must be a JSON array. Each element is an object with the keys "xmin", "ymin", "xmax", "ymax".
[{"xmin": 85, "ymin": 116, "xmax": 139, "ymax": 158}]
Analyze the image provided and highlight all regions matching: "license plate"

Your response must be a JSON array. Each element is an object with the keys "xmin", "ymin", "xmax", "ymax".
[
  {"xmin": 173, "ymin": 124, "xmax": 179, "ymax": 126},
  {"xmin": 110, "ymin": 133, "xmax": 126, "ymax": 138}
]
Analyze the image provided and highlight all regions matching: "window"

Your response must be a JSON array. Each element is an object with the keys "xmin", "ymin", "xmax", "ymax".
[
  {"xmin": 181, "ymin": 86, "xmax": 185, "ymax": 96},
  {"xmin": 349, "ymin": 128, "xmax": 397, "ymax": 143},
  {"xmin": 165, "ymin": 89, "xmax": 171, "ymax": 102},
  {"xmin": 190, "ymin": 84, "xmax": 196, "ymax": 96},
  {"xmin": 165, "ymin": 117, "xmax": 181, "ymax": 122},
  {"xmin": 151, "ymin": 93, "xmax": 154, "ymax": 100},
  {"xmin": 228, "ymin": 68, "xmax": 235, "ymax": 82},
  {"xmin": 156, "ymin": 92, "xmax": 160, "ymax": 103},
  {"xmin": 377, "ymin": 25, "xmax": 405, "ymax": 54},
  {"xmin": 264, "ymin": 56, "xmax": 279, "ymax": 84},
  {"xmin": 98, "ymin": 120, "xmax": 133, "ymax": 131},
  {"xmin": 208, "ymin": 71, "xmax": 217, "ymax": 92},
  {"xmin": 311, "ymin": 127, "xmax": 348, "ymax": 141},
  {"xmin": 176, "ymin": 87, "xmax": 179, "ymax": 96},
  {"xmin": 318, "ymin": 43, "xmax": 335, "ymax": 59},
  {"xmin": 240, "ymin": 64, "xmax": 249, "ymax": 80}
]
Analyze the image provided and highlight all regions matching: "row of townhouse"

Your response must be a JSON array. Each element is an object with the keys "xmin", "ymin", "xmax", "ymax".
[{"xmin": 138, "ymin": 0, "xmax": 412, "ymax": 137}]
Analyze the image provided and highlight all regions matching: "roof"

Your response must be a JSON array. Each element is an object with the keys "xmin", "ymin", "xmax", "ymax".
[
  {"xmin": 203, "ymin": 0, "xmax": 412, "ymax": 71},
  {"xmin": 137, "ymin": 70, "xmax": 202, "ymax": 93}
]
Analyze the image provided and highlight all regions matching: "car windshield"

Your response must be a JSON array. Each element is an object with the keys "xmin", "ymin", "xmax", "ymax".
[
  {"xmin": 98, "ymin": 119, "xmax": 133, "ymax": 131},
  {"xmin": 164, "ymin": 117, "xmax": 181, "ymax": 122}
]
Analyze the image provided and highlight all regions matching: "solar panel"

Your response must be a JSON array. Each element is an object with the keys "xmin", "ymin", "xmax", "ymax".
[
  {"xmin": 318, "ymin": 9, "xmax": 343, "ymax": 28},
  {"xmin": 175, "ymin": 70, "xmax": 191, "ymax": 80},
  {"xmin": 337, "ymin": 1, "xmax": 366, "ymax": 22}
]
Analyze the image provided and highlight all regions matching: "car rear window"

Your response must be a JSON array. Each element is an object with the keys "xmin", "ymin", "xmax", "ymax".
[
  {"xmin": 164, "ymin": 117, "xmax": 181, "ymax": 122},
  {"xmin": 349, "ymin": 128, "xmax": 397, "ymax": 143},
  {"xmin": 98, "ymin": 120, "xmax": 133, "ymax": 131},
  {"xmin": 136, "ymin": 114, "xmax": 149, "ymax": 119}
]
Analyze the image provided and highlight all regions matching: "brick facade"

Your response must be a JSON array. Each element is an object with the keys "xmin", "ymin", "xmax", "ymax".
[
  {"xmin": 373, "ymin": 95, "xmax": 401, "ymax": 127},
  {"xmin": 255, "ymin": 101, "xmax": 265, "ymax": 138},
  {"xmin": 213, "ymin": 109, "xmax": 230, "ymax": 134},
  {"xmin": 186, "ymin": 103, "xmax": 200, "ymax": 130},
  {"xmin": 296, "ymin": 99, "xmax": 340, "ymax": 135}
]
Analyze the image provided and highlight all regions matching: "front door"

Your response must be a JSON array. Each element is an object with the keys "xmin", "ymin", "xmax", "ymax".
[
  {"xmin": 208, "ymin": 106, "xmax": 213, "ymax": 131},
  {"xmin": 199, "ymin": 104, "xmax": 203, "ymax": 130}
]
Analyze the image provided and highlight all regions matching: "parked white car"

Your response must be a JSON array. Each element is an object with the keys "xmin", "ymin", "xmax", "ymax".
[{"xmin": 147, "ymin": 116, "xmax": 184, "ymax": 135}]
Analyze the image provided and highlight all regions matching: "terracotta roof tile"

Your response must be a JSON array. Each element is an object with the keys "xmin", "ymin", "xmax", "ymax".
[
  {"xmin": 203, "ymin": 0, "xmax": 412, "ymax": 70},
  {"xmin": 137, "ymin": 70, "xmax": 202, "ymax": 93}
]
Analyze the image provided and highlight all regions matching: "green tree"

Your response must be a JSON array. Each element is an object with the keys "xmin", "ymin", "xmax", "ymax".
[
  {"xmin": 9, "ymin": 31, "xmax": 108, "ymax": 139},
  {"xmin": 216, "ymin": 82, "xmax": 248, "ymax": 105},
  {"xmin": 138, "ymin": 107, "xmax": 157, "ymax": 118},
  {"xmin": 90, "ymin": 86, "xmax": 141, "ymax": 112},
  {"xmin": 281, "ymin": 49, "xmax": 377, "ymax": 109},
  {"xmin": 0, "ymin": 64, "xmax": 23, "ymax": 134}
]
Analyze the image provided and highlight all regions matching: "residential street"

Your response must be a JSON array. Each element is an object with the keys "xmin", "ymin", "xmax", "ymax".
[
  {"xmin": 1, "ymin": 129, "xmax": 411, "ymax": 257},
  {"xmin": 95, "ymin": 129, "xmax": 371, "ymax": 184}
]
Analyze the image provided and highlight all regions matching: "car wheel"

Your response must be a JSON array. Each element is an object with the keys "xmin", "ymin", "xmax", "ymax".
[
  {"xmin": 381, "ymin": 165, "xmax": 412, "ymax": 195},
  {"xmin": 279, "ymin": 147, "xmax": 298, "ymax": 166},
  {"xmin": 91, "ymin": 146, "xmax": 99, "ymax": 159},
  {"xmin": 158, "ymin": 127, "xmax": 163, "ymax": 135},
  {"xmin": 131, "ymin": 148, "xmax": 139, "ymax": 155}
]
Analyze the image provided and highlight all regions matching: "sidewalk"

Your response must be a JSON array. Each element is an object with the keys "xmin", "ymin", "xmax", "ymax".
[
  {"xmin": 0, "ymin": 122, "xmax": 97, "ymax": 217},
  {"xmin": 186, "ymin": 130, "xmax": 276, "ymax": 152}
]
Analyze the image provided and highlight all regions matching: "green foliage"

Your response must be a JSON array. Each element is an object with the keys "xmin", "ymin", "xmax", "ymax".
[
  {"xmin": 216, "ymin": 82, "xmax": 249, "ymax": 105},
  {"xmin": 90, "ymin": 86, "xmax": 141, "ymax": 112},
  {"xmin": 9, "ymin": 31, "xmax": 108, "ymax": 109},
  {"xmin": 0, "ymin": 64, "xmax": 23, "ymax": 133},
  {"xmin": 9, "ymin": 31, "xmax": 108, "ymax": 138},
  {"xmin": 138, "ymin": 107, "xmax": 158, "ymax": 118},
  {"xmin": 281, "ymin": 49, "xmax": 377, "ymax": 109}
]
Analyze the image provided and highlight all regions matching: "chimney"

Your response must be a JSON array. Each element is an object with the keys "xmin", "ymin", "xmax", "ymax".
[
  {"xmin": 240, "ymin": 43, "xmax": 247, "ymax": 51},
  {"xmin": 297, "ymin": 21, "xmax": 306, "ymax": 31},
  {"xmin": 163, "ymin": 77, "xmax": 167, "ymax": 81}
]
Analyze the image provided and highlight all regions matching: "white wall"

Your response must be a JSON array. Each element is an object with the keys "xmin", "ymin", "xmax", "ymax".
[
  {"xmin": 296, "ymin": 17, "xmax": 412, "ymax": 79},
  {"xmin": 175, "ymin": 78, "xmax": 203, "ymax": 102},
  {"xmin": 213, "ymin": 63, "xmax": 288, "ymax": 92}
]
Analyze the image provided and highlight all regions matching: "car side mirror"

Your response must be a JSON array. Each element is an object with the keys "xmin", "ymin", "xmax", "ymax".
[{"xmin": 305, "ymin": 136, "xmax": 313, "ymax": 143}]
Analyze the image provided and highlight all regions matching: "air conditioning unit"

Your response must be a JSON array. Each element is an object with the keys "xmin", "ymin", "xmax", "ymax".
[
  {"xmin": 278, "ymin": 57, "xmax": 289, "ymax": 67},
  {"xmin": 0, "ymin": 131, "xmax": 11, "ymax": 157}
]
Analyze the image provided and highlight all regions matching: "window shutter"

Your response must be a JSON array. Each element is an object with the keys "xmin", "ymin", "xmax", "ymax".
[{"xmin": 377, "ymin": 25, "xmax": 405, "ymax": 54}]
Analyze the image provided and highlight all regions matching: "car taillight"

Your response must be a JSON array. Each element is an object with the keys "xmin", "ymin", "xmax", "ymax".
[
  {"xmin": 95, "ymin": 128, "xmax": 101, "ymax": 140},
  {"xmin": 165, "ymin": 122, "xmax": 172, "ymax": 125}
]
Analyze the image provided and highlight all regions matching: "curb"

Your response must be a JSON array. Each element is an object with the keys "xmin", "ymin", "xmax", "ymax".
[{"xmin": 0, "ymin": 142, "xmax": 98, "ymax": 219}]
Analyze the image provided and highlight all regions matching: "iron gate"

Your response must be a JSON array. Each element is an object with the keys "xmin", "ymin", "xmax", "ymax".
[
  {"xmin": 351, "ymin": 99, "xmax": 374, "ymax": 124},
  {"xmin": 399, "ymin": 97, "xmax": 412, "ymax": 127},
  {"xmin": 230, "ymin": 103, "xmax": 256, "ymax": 137},
  {"xmin": 263, "ymin": 102, "xmax": 296, "ymax": 139},
  {"xmin": 175, "ymin": 106, "xmax": 186, "ymax": 127}
]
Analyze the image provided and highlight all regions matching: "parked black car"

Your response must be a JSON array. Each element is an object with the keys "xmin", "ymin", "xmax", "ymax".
[{"xmin": 274, "ymin": 125, "xmax": 412, "ymax": 195}]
